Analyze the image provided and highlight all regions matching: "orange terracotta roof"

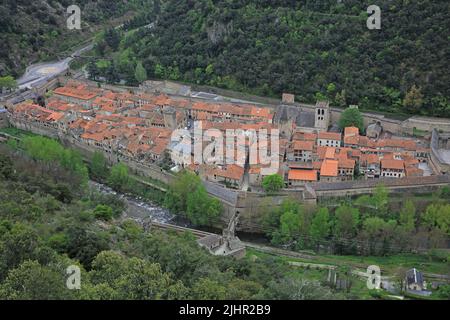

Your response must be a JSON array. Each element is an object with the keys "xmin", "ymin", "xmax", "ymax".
[
  {"xmin": 46, "ymin": 112, "xmax": 64, "ymax": 122},
  {"xmin": 81, "ymin": 132, "xmax": 105, "ymax": 142},
  {"xmin": 249, "ymin": 167, "xmax": 261, "ymax": 174},
  {"xmin": 349, "ymin": 149, "xmax": 362, "ymax": 158},
  {"xmin": 320, "ymin": 159, "xmax": 339, "ymax": 177},
  {"xmin": 54, "ymin": 86, "xmax": 99, "ymax": 101},
  {"xmin": 288, "ymin": 162, "xmax": 314, "ymax": 170},
  {"xmin": 405, "ymin": 159, "xmax": 419, "ymax": 167},
  {"xmin": 212, "ymin": 164, "xmax": 245, "ymax": 181},
  {"xmin": 377, "ymin": 139, "xmax": 417, "ymax": 151},
  {"xmin": 313, "ymin": 161, "xmax": 322, "ymax": 170},
  {"xmin": 338, "ymin": 158, "xmax": 356, "ymax": 169},
  {"xmin": 361, "ymin": 154, "xmax": 380, "ymax": 165},
  {"xmin": 288, "ymin": 169, "xmax": 318, "ymax": 182},
  {"xmin": 293, "ymin": 131, "xmax": 317, "ymax": 141},
  {"xmin": 381, "ymin": 159, "xmax": 405, "ymax": 170},
  {"xmin": 318, "ymin": 132, "xmax": 341, "ymax": 141},
  {"xmin": 325, "ymin": 147, "xmax": 336, "ymax": 159},
  {"xmin": 344, "ymin": 135, "xmax": 360, "ymax": 145},
  {"xmin": 292, "ymin": 140, "xmax": 314, "ymax": 151},
  {"xmin": 344, "ymin": 126, "xmax": 359, "ymax": 137},
  {"xmin": 405, "ymin": 167, "xmax": 423, "ymax": 177}
]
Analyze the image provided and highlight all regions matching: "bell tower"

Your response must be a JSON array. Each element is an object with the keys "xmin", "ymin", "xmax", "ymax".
[{"xmin": 314, "ymin": 100, "xmax": 330, "ymax": 131}]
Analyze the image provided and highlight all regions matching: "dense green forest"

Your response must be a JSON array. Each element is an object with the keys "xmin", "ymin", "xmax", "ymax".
[
  {"xmin": 91, "ymin": 0, "xmax": 449, "ymax": 117},
  {"xmin": 0, "ymin": 0, "xmax": 153, "ymax": 77}
]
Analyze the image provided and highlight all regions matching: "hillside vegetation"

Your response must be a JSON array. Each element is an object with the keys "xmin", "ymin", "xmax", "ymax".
[
  {"xmin": 0, "ymin": 0, "xmax": 152, "ymax": 77},
  {"xmin": 92, "ymin": 0, "xmax": 449, "ymax": 117},
  {"xmin": 0, "ymin": 139, "xmax": 341, "ymax": 300}
]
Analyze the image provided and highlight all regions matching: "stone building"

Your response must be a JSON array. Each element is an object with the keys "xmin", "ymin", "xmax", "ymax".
[
  {"xmin": 366, "ymin": 121, "xmax": 382, "ymax": 139},
  {"xmin": 287, "ymin": 140, "xmax": 314, "ymax": 162},
  {"xmin": 317, "ymin": 132, "xmax": 342, "ymax": 148},
  {"xmin": 405, "ymin": 268, "xmax": 425, "ymax": 292},
  {"xmin": 430, "ymin": 129, "xmax": 450, "ymax": 174},
  {"xmin": 314, "ymin": 101, "xmax": 330, "ymax": 131},
  {"xmin": 282, "ymin": 93, "xmax": 295, "ymax": 104},
  {"xmin": 380, "ymin": 159, "xmax": 405, "ymax": 178},
  {"xmin": 274, "ymin": 100, "xmax": 331, "ymax": 139}
]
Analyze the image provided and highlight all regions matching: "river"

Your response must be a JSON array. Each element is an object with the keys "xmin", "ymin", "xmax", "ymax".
[
  {"xmin": 89, "ymin": 180, "xmax": 268, "ymax": 243},
  {"xmin": 90, "ymin": 181, "xmax": 178, "ymax": 225}
]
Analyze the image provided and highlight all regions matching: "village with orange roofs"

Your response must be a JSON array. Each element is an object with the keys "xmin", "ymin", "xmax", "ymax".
[{"xmin": 3, "ymin": 78, "xmax": 449, "ymax": 193}]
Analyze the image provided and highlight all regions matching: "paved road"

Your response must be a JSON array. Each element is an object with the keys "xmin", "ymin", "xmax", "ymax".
[
  {"xmin": 16, "ymin": 44, "xmax": 93, "ymax": 90},
  {"xmin": 191, "ymin": 90, "xmax": 264, "ymax": 105}
]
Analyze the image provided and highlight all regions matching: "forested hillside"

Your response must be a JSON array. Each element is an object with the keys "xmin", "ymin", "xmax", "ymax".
[
  {"xmin": 0, "ymin": 139, "xmax": 339, "ymax": 300},
  {"xmin": 92, "ymin": 0, "xmax": 449, "ymax": 117},
  {"xmin": 0, "ymin": 0, "xmax": 152, "ymax": 77}
]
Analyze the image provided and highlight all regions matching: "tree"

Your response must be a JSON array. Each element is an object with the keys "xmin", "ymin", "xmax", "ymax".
[
  {"xmin": 439, "ymin": 186, "xmax": 450, "ymax": 199},
  {"xmin": 90, "ymin": 251, "xmax": 186, "ymax": 300},
  {"xmin": 310, "ymin": 207, "xmax": 331, "ymax": 247},
  {"xmin": 134, "ymin": 61, "xmax": 148, "ymax": 83},
  {"xmin": 104, "ymin": 28, "xmax": 120, "ymax": 50},
  {"xmin": 362, "ymin": 217, "xmax": 397, "ymax": 255},
  {"xmin": 60, "ymin": 149, "xmax": 89, "ymax": 185},
  {"xmin": 0, "ymin": 260, "xmax": 75, "ymax": 300},
  {"xmin": 225, "ymin": 279, "xmax": 262, "ymax": 300},
  {"xmin": 90, "ymin": 151, "xmax": 109, "ymax": 180},
  {"xmin": 259, "ymin": 277, "xmax": 334, "ymax": 300},
  {"xmin": 21, "ymin": 136, "xmax": 88, "ymax": 186},
  {"xmin": 277, "ymin": 210, "xmax": 301, "ymax": 245},
  {"xmin": 186, "ymin": 186, "xmax": 222, "ymax": 226},
  {"xmin": 335, "ymin": 89, "xmax": 347, "ymax": 108},
  {"xmin": 262, "ymin": 174, "xmax": 284, "ymax": 193},
  {"xmin": 106, "ymin": 64, "xmax": 119, "ymax": 84},
  {"xmin": 108, "ymin": 163, "xmax": 130, "ymax": 191},
  {"xmin": 154, "ymin": 63, "xmax": 165, "ymax": 78},
  {"xmin": 65, "ymin": 226, "xmax": 109, "ymax": 269},
  {"xmin": 87, "ymin": 61, "xmax": 100, "ymax": 81},
  {"xmin": 0, "ymin": 153, "xmax": 14, "ymax": 179},
  {"xmin": 0, "ymin": 223, "xmax": 41, "ymax": 279},
  {"xmin": 0, "ymin": 75, "xmax": 17, "ymax": 92},
  {"xmin": 164, "ymin": 171, "xmax": 202, "ymax": 212},
  {"xmin": 399, "ymin": 200, "xmax": 416, "ymax": 232},
  {"xmin": 372, "ymin": 184, "xmax": 389, "ymax": 217},
  {"xmin": 338, "ymin": 107, "xmax": 364, "ymax": 133},
  {"xmin": 93, "ymin": 205, "xmax": 113, "ymax": 221},
  {"xmin": 434, "ymin": 284, "xmax": 450, "ymax": 299},
  {"xmin": 326, "ymin": 83, "xmax": 336, "ymax": 100},
  {"xmin": 423, "ymin": 204, "xmax": 450, "ymax": 235},
  {"xmin": 403, "ymin": 85, "xmax": 424, "ymax": 113},
  {"xmin": 191, "ymin": 278, "xmax": 227, "ymax": 300},
  {"xmin": 334, "ymin": 205, "xmax": 360, "ymax": 239},
  {"xmin": 154, "ymin": 0, "xmax": 161, "ymax": 15}
]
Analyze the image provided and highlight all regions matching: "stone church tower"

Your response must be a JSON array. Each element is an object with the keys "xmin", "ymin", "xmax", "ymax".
[
  {"xmin": 163, "ymin": 106, "xmax": 177, "ymax": 130},
  {"xmin": 314, "ymin": 101, "xmax": 330, "ymax": 131}
]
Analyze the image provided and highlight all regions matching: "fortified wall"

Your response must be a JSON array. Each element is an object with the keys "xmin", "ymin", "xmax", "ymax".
[
  {"xmin": 430, "ymin": 129, "xmax": 450, "ymax": 174},
  {"xmin": 296, "ymin": 103, "xmax": 450, "ymax": 136},
  {"xmin": 5, "ymin": 117, "xmax": 450, "ymax": 233}
]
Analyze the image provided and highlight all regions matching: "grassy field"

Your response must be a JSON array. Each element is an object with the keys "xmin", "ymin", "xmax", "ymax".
[
  {"xmin": 246, "ymin": 247, "xmax": 449, "ymax": 279},
  {"xmin": 246, "ymin": 247, "xmax": 450, "ymax": 299},
  {"xmin": 246, "ymin": 248, "xmax": 375, "ymax": 299},
  {"xmin": 0, "ymin": 127, "xmax": 36, "ymax": 139},
  {"xmin": 317, "ymin": 253, "xmax": 449, "ymax": 275}
]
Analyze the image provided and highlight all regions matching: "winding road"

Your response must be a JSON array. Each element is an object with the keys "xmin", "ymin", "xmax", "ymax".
[{"xmin": 16, "ymin": 43, "xmax": 94, "ymax": 90}]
